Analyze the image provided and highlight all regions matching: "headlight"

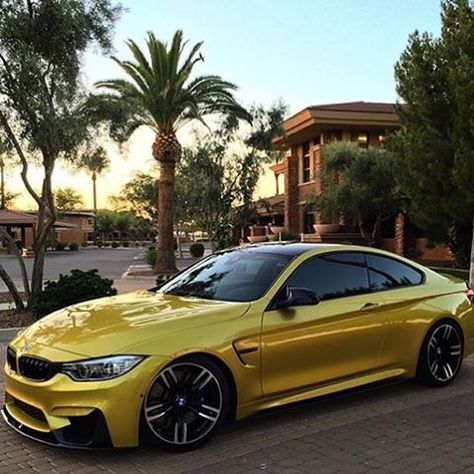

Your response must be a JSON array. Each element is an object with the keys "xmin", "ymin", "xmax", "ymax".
[{"xmin": 62, "ymin": 355, "xmax": 145, "ymax": 381}]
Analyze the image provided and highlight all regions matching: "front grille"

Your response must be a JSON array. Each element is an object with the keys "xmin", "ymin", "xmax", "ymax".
[
  {"xmin": 18, "ymin": 355, "xmax": 60, "ymax": 381},
  {"xmin": 13, "ymin": 397, "xmax": 47, "ymax": 424},
  {"xmin": 6, "ymin": 346, "xmax": 17, "ymax": 372}
]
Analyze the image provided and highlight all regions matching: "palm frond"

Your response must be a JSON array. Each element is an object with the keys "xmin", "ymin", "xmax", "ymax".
[{"xmin": 99, "ymin": 31, "xmax": 249, "ymax": 133}]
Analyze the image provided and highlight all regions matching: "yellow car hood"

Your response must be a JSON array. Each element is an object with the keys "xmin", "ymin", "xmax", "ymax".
[{"xmin": 12, "ymin": 291, "xmax": 250, "ymax": 359}]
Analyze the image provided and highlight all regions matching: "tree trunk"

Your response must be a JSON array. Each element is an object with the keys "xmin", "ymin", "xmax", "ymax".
[
  {"xmin": 92, "ymin": 172, "xmax": 98, "ymax": 243},
  {"xmin": 0, "ymin": 227, "xmax": 31, "ymax": 302},
  {"xmin": 358, "ymin": 219, "xmax": 369, "ymax": 246},
  {"xmin": 0, "ymin": 158, "xmax": 5, "ymax": 210},
  {"xmin": 470, "ymin": 214, "xmax": 474, "ymax": 289},
  {"xmin": 0, "ymin": 264, "xmax": 24, "ymax": 310},
  {"xmin": 31, "ymin": 163, "xmax": 56, "ymax": 298},
  {"xmin": 176, "ymin": 224, "xmax": 183, "ymax": 258},
  {"xmin": 155, "ymin": 159, "xmax": 178, "ymax": 274}
]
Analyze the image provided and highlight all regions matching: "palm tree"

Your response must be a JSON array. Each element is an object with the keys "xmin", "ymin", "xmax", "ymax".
[
  {"xmin": 77, "ymin": 146, "xmax": 110, "ymax": 242},
  {"xmin": 96, "ymin": 30, "xmax": 249, "ymax": 274}
]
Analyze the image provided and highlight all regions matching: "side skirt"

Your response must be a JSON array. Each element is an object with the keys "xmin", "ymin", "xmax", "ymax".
[{"xmin": 236, "ymin": 367, "xmax": 408, "ymax": 419}]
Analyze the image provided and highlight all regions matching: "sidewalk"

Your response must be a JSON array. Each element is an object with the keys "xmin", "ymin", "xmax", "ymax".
[{"xmin": 114, "ymin": 277, "xmax": 155, "ymax": 293}]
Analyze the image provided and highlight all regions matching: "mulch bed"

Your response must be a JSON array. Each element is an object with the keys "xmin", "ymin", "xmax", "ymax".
[
  {"xmin": 0, "ymin": 291, "xmax": 26, "ymax": 304},
  {"xmin": 0, "ymin": 292, "xmax": 34, "ymax": 328},
  {"xmin": 0, "ymin": 309, "xmax": 35, "ymax": 328}
]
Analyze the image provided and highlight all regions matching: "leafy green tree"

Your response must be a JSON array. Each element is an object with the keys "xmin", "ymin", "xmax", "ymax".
[
  {"xmin": 96, "ymin": 209, "xmax": 116, "ymax": 243},
  {"xmin": 114, "ymin": 211, "xmax": 136, "ymax": 243},
  {"xmin": 389, "ymin": 0, "xmax": 474, "ymax": 282},
  {"xmin": 309, "ymin": 142, "xmax": 403, "ymax": 246},
  {"xmin": 93, "ymin": 30, "xmax": 250, "ymax": 274},
  {"xmin": 110, "ymin": 171, "xmax": 157, "ymax": 220},
  {"xmin": 55, "ymin": 187, "xmax": 84, "ymax": 212},
  {"xmin": 130, "ymin": 215, "xmax": 154, "ymax": 241},
  {"xmin": 0, "ymin": 0, "xmax": 122, "ymax": 308},
  {"xmin": 176, "ymin": 103, "xmax": 287, "ymax": 248}
]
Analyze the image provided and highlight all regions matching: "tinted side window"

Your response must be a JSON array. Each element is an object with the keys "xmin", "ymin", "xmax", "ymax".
[
  {"xmin": 366, "ymin": 254, "xmax": 423, "ymax": 291},
  {"xmin": 286, "ymin": 253, "xmax": 369, "ymax": 300}
]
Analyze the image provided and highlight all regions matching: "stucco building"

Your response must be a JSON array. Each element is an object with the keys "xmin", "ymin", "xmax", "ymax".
[
  {"xmin": 253, "ymin": 101, "xmax": 452, "ymax": 263},
  {"xmin": 0, "ymin": 209, "xmax": 94, "ymax": 249}
]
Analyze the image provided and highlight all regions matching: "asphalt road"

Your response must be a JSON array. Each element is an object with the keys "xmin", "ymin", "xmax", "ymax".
[
  {"xmin": 0, "ymin": 248, "xmax": 144, "ymax": 287},
  {"xmin": 1, "ymin": 345, "xmax": 474, "ymax": 473}
]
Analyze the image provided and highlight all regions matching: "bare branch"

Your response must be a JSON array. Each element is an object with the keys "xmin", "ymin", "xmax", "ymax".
[
  {"xmin": 0, "ymin": 109, "xmax": 42, "ymax": 206},
  {"xmin": 0, "ymin": 263, "xmax": 24, "ymax": 311},
  {"xmin": 0, "ymin": 227, "xmax": 31, "ymax": 301}
]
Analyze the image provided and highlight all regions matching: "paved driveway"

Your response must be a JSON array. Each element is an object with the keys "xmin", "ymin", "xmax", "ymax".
[
  {"xmin": 0, "ymin": 248, "xmax": 144, "ymax": 288},
  {"xmin": 1, "ymin": 345, "xmax": 474, "ymax": 473}
]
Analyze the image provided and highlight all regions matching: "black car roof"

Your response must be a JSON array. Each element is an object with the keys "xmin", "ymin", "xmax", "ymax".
[{"xmin": 236, "ymin": 243, "xmax": 337, "ymax": 257}]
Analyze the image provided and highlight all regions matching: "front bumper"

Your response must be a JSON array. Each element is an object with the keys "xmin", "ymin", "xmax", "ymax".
[
  {"xmin": 2, "ymin": 355, "xmax": 167, "ymax": 448},
  {"xmin": 2, "ymin": 403, "xmax": 112, "ymax": 448}
]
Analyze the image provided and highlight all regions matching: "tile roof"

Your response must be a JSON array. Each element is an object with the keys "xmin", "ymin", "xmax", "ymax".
[
  {"xmin": 309, "ymin": 101, "xmax": 396, "ymax": 113},
  {"xmin": 0, "ymin": 209, "xmax": 76, "ymax": 228},
  {"xmin": 0, "ymin": 209, "xmax": 37, "ymax": 225}
]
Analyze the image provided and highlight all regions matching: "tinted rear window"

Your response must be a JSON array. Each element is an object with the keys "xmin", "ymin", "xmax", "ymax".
[{"xmin": 366, "ymin": 254, "xmax": 423, "ymax": 291}]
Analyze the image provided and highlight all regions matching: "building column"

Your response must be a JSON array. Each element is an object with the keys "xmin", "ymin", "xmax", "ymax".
[
  {"xmin": 20, "ymin": 226, "xmax": 26, "ymax": 248},
  {"xmin": 284, "ymin": 150, "xmax": 299, "ymax": 233}
]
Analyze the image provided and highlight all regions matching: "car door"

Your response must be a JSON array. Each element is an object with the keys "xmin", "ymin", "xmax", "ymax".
[
  {"xmin": 261, "ymin": 252, "xmax": 387, "ymax": 397},
  {"xmin": 364, "ymin": 252, "xmax": 426, "ymax": 370}
]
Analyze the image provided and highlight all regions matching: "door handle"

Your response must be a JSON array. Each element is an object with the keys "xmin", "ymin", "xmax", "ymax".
[{"xmin": 360, "ymin": 302, "xmax": 381, "ymax": 312}]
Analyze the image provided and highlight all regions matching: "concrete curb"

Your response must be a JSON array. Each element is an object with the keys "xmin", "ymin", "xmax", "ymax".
[
  {"xmin": 121, "ymin": 265, "xmax": 156, "ymax": 280},
  {"xmin": 0, "ymin": 327, "xmax": 23, "ymax": 344}
]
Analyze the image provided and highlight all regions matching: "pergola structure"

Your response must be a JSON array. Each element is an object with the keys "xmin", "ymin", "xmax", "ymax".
[{"xmin": 0, "ymin": 209, "xmax": 76, "ymax": 250}]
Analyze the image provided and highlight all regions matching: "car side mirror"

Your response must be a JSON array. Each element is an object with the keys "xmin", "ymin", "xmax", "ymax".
[{"xmin": 275, "ymin": 286, "xmax": 320, "ymax": 309}]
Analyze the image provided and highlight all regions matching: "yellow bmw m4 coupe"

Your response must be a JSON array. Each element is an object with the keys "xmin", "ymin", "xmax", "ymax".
[{"xmin": 3, "ymin": 243, "xmax": 474, "ymax": 451}]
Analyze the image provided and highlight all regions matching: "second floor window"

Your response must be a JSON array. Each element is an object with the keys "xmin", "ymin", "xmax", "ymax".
[{"xmin": 302, "ymin": 141, "xmax": 311, "ymax": 183}]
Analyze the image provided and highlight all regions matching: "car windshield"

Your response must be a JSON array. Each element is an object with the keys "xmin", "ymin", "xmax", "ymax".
[{"xmin": 159, "ymin": 250, "xmax": 291, "ymax": 302}]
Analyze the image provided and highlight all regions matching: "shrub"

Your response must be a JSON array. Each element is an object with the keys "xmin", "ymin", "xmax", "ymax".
[
  {"xmin": 111, "ymin": 241, "xmax": 119, "ymax": 248},
  {"xmin": 155, "ymin": 273, "xmax": 172, "ymax": 287},
  {"xmin": 81, "ymin": 241, "xmax": 88, "ymax": 248},
  {"xmin": 30, "ymin": 269, "xmax": 117, "ymax": 319},
  {"xmin": 216, "ymin": 237, "xmax": 234, "ymax": 250},
  {"xmin": 190, "ymin": 243, "xmax": 205, "ymax": 258},
  {"xmin": 69, "ymin": 241, "xmax": 79, "ymax": 251},
  {"xmin": 14, "ymin": 239, "xmax": 22, "ymax": 250},
  {"xmin": 271, "ymin": 231, "xmax": 299, "ymax": 242},
  {"xmin": 123, "ymin": 241, "xmax": 130, "ymax": 247},
  {"xmin": 145, "ymin": 247, "xmax": 157, "ymax": 266},
  {"xmin": 55, "ymin": 241, "xmax": 67, "ymax": 251}
]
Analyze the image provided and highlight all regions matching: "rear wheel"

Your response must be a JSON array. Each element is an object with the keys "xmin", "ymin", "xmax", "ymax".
[
  {"xmin": 416, "ymin": 320, "xmax": 463, "ymax": 387},
  {"xmin": 141, "ymin": 355, "xmax": 230, "ymax": 451}
]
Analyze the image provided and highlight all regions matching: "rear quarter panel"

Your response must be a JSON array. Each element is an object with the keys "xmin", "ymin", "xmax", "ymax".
[{"xmin": 378, "ymin": 270, "xmax": 473, "ymax": 376}]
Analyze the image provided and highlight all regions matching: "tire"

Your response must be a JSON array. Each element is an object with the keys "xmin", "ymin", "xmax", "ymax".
[
  {"xmin": 141, "ymin": 355, "xmax": 231, "ymax": 452},
  {"xmin": 416, "ymin": 319, "xmax": 464, "ymax": 387}
]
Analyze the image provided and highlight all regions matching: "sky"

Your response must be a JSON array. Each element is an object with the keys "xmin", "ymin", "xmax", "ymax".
[{"xmin": 10, "ymin": 0, "xmax": 442, "ymax": 210}]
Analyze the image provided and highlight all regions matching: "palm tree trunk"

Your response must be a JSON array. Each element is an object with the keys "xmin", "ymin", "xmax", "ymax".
[
  {"xmin": 155, "ymin": 160, "xmax": 178, "ymax": 274},
  {"xmin": 92, "ymin": 172, "xmax": 97, "ymax": 243}
]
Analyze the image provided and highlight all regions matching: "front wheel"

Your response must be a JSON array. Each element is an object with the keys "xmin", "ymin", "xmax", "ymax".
[
  {"xmin": 141, "ymin": 355, "xmax": 230, "ymax": 452},
  {"xmin": 416, "ymin": 320, "xmax": 464, "ymax": 387}
]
